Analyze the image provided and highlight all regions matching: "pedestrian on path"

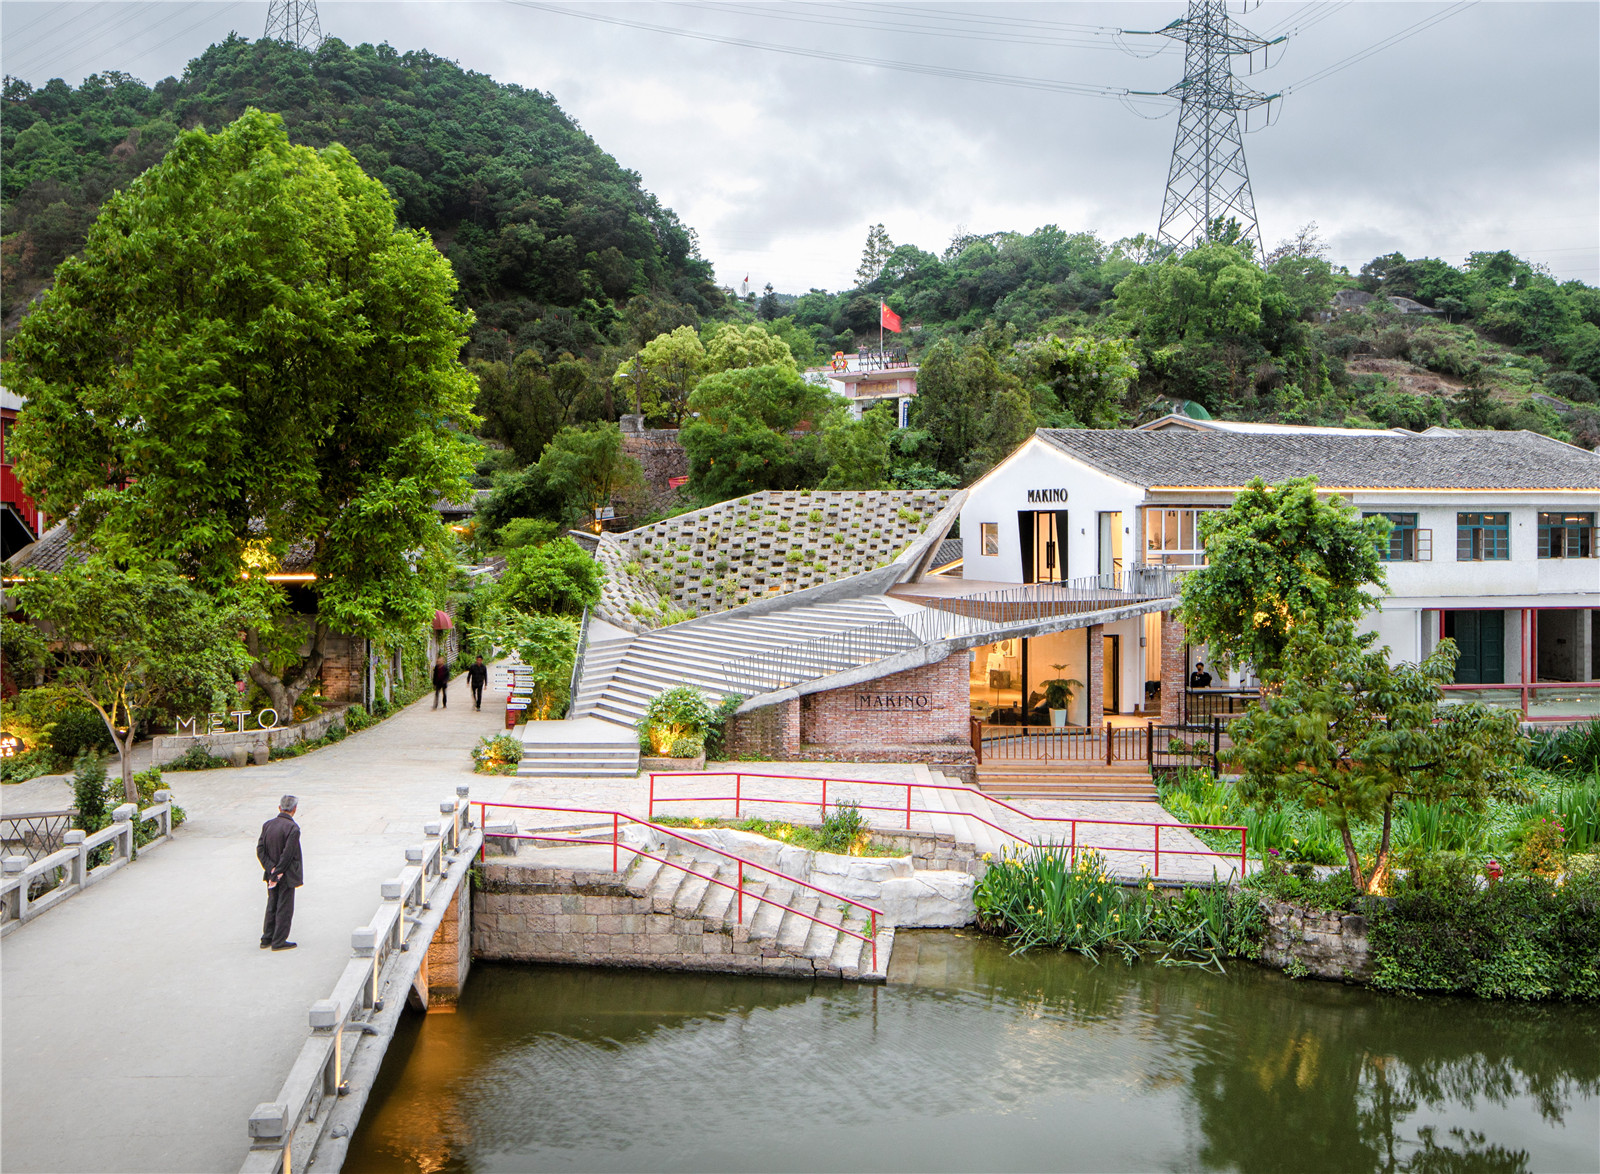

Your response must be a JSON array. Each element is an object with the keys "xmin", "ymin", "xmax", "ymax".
[
  {"xmin": 257, "ymin": 795, "xmax": 303, "ymax": 951},
  {"xmin": 433, "ymin": 654, "xmax": 451, "ymax": 708},
  {"xmin": 467, "ymin": 655, "xmax": 488, "ymax": 711}
]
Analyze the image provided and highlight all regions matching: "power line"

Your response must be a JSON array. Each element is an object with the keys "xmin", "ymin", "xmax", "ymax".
[
  {"xmin": 1281, "ymin": 1, "xmax": 1477, "ymax": 92},
  {"xmin": 504, "ymin": 1, "xmax": 1156, "ymax": 104}
]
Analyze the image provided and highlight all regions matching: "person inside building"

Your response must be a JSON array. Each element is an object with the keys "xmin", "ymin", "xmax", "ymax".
[{"xmin": 1188, "ymin": 662, "xmax": 1214, "ymax": 689}]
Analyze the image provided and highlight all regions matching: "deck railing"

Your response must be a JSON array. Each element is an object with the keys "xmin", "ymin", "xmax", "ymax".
[
  {"xmin": 646, "ymin": 770, "xmax": 1247, "ymax": 879},
  {"xmin": 0, "ymin": 808, "xmax": 77, "ymax": 863},
  {"xmin": 1441, "ymin": 681, "xmax": 1600, "ymax": 723},
  {"xmin": 968, "ymin": 720, "xmax": 1225, "ymax": 774},
  {"xmin": 472, "ymin": 800, "xmax": 882, "ymax": 970},
  {"xmin": 912, "ymin": 564, "xmax": 1187, "ymax": 624}
]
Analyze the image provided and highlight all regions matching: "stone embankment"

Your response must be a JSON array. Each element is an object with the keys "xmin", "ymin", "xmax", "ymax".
[{"xmin": 1259, "ymin": 901, "xmax": 1373, "ymax": 982}]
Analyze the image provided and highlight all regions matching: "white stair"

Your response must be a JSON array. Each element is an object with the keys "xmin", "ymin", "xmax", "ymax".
[
  {"xmin": 622, "ymin": 838, "xmax": 891, "ymax": 981},
  {"xmin": 519, "ymin": 717, "xmax": 640, "ymax": 778}
]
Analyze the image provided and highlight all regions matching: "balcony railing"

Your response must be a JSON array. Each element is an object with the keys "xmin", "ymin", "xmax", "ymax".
[
  {"xmin": 1440, "ymin": 682, "xmax": 1600, "ymax": 723},
  {"xmin": 913, "ymin": 564, "xmax": 1188, "ymax": 625}
]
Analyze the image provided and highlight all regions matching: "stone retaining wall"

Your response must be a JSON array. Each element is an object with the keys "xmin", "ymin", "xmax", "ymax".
[
  {"xmin": 150, "ymin": 707, "xmax": 350, "ymax": 767},
  {"xmin": 1260, "ymin": 900, "xmax": 1373, "ymax": 982},
  {"xmin": 473, "ymin": 861, "xmax": 826, "ymax": 976}
]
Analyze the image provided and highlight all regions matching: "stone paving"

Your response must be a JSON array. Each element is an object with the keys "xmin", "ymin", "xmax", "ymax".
[
  {"xmin": 0, "ymin": 675, "xmax": 513, "ymax": 1174},
  {"xmin": 3, "ymin": 700, "xmax": 1229, "ymax": 1174}
]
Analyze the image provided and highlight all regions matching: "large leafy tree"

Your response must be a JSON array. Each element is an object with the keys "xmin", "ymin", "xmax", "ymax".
[
  {"xmin": 703, "ymin": 322, "xmax": 796, "ymax": 373},
  {"xmin": 2, "ymin": 560, "xmax": 250, "ymax": 800},
  {"xmin": 909, "ymin": 339, "xmax": 1034, "ymax": 482},
  {"xmin": 1176, "ymin": 477, "xmax": 1389, "ymax": 685},
  {"xmin": 612, "ymin": 325, "xmax": 705, "ymax": 424},
  {"xmin": 681, "ymin": 365, "xmax": 839, "ymax": 501},
  {"xmin": 5, "ymin": 108, "xmax": 479, "ymax": 716},
  {"xmin": 1228, "ymin": 625, "xmax": 1522, "ymax": 893}
]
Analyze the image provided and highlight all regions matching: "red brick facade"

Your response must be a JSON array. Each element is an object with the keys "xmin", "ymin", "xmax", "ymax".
[
  {"xmin": 1160, "ymin": 610, "xmax": 1186, "ymax": 725},
  {"xmin": 319, "ymin": 631, "xmax": 365, "ymax": 704},
  {"xmin": 1087, "ymin": 622, "xmax": 1105, "ymax": 728},
  {"xmin": 725, "ymin": 652, "xmax": 977, "ymax": 780}
]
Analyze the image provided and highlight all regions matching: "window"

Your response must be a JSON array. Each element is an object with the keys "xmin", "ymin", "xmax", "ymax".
[
  {"xmin": 1457, "ymin": 512, "xmax": 1510, "ymax": 561},
  {"xmin": 1143, "ymin": 507, "xmax": 1216, "ymax": 566},
  {"xmin": 1538, "ymin": 512, "xmax": 1594, "ymax": 559},
  {"xmin": 1365, "ymin": 512, "xmax": 1420, "ymax": 561},
  {"xmin": 980, "ymin": 523, "xmax": 1000, "ymax": 556}
]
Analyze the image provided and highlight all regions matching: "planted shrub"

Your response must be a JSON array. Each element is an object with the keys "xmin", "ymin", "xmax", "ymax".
[
  {"xmin": 818, "ymin": 801, "xmax": 869, "ymax": 855},
  {"xmin": 472, "ymin": 734, "xmax": 523, "ymax": 774},
  {"xmin": 49, "ymin": 708, "xmax": 115, "ymax": 761},
  {"xmin": 667, "ymin": 735, "xmax": 704, "ymax": 759},
  {"xmin": 164, "ymin": 744, "xmax": 230, "ymax": 771},
  {"xmin": 639, "ymin": 686, "xmax": 713, "ymax": 756}
]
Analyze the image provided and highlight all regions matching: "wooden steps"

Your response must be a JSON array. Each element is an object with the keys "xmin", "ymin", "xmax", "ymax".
[{"xmin": 977, "ymin": 763, "xmax": 1157, "ymax": 802}]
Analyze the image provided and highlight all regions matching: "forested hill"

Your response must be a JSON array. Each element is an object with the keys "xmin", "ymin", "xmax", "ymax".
[{"xmin": 1, "ymin": 35, "xmax": 721, "ymax": 356}]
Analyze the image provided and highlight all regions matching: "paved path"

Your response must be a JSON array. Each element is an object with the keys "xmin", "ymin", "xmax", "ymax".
[{"xmin": 0, "ymin": 677, "xmax": 513, "ymax": 1174}]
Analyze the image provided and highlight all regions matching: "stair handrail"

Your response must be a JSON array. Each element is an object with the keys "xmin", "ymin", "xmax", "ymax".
[
  {"xmin": 722, "ymin": 609, "xmax": 997, "ymax": 694},
  {"xmin": 564, "ymin": 606, "xmax": 591, "ymax": 719},
  {"xmin": 646, "ymin": 771, "xmax": 1248, "ymax": 879},
  {"xmin": 472, "ymin": 801, "xmax": 883, "ymax": 966}
]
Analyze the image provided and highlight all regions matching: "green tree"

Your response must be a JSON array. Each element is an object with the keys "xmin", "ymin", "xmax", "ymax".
[
  {"xmin": 820, "ymin": 405, "xmax": 895, "ymax": 490},
  {"xmin": 855, "ymin": 222, "xmax": 895, "ymax": 287},
  {"xmin": 473, "ymin": 351, "xmax": 559, "ymax": 465},
  {"xmin": 909, "ymin": 339, "xmax": 1034, "ymax": 482},
  {"xmin": 467, "ymin": 607, "xmax": 578, "ymax": 719},
  {"xmin": 535, "ymin": 423, "xmax": 642, "ymax": 523},
  {"xmin": 497, "ymin": 537, "xmax": 604, "ymax": 617},
  {"xmin": 4, "ymin": 560, "xmax": 249, "ymax": 801},
  {"xmin": 1228, "ymin": 625, "xmax": 1522, "ymax": 892},
  {"xmin": 757, "ymin": 282, "xmax": 780, "ymax": 321},
  {"xmin": 703, "ymin": 322, "xmax": 796, "ymax": 373},
  {"xmin": 5, "ymin": 109, "xmax": 478, "ymax": 716},
  {"xmin": 1025, "ymin": 333, "xmax": 1138, "ymax": 428},
  {"xmin": 681, "ymin": 365, "xmax": 840, "ymax": 501},
  {"xmin": 1176, "ymin": 477, "xmax": 1389, "ymax": 685},
  {"xmin": 613, "ymin": 325, "xmax": 705, "ymax": 424}
]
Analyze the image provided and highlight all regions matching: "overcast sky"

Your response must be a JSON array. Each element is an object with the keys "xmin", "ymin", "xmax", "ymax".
[{"xmin": 3, "ymin": 1, "xmax": 1596, "ymax": 292}]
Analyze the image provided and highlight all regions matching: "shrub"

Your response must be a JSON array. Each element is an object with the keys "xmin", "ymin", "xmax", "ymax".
[
  {"xmin": 1525, "ymin": 718, "xmax": 1600, "ymax": 776},
  {"xmin": 702, "ymin": 695, "xmax": 743, "ymax": 760},
  {"xmin": 472, "ymin": 734, "xmax": 523, "ymax": 774},
  {"xmin": 639, "ymin": 686, "xmax": 713, "ymax": 756},
  {"xmin": 1553, "ymin": 770, "xmax": 1600, "ymax": 851},
  {"xmin": 667, "ymin": 735, "xmax": 703, "ymax": 759},
  {"xmin": 818, "ymin": 801, "xmax": 869, "ymax": 855},
  {"xmin": 1510, "ymin": 814, "xmax": 1567, "ymax": 876},
  {"xmin": 164, "ymin": 744, "xmax": 230, "ymax": 771},
  {"xmin": 71, "ymin": 751, "xmax": 114, "ymax": 834},
  {"xmin": 49, "ymin": 708, "xmax": 115, "ymax": 761},
  {"xmin": 345, "ymin": 705, "xmax": 377, "ymax": 732},
  {"xmin": 1368, "ymin": 872, "xmax": 1600, "ymax": 999}
]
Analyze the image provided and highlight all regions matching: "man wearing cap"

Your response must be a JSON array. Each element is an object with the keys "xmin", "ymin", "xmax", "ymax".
[{"xmin": 257, "ymin": 795, "xmax": 303, "ymax": 951}]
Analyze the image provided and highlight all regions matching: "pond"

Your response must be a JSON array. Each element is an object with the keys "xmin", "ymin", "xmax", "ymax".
[{"xmin": 347, "ymin": 931, "xmax": 1600, "ymax": 1173}]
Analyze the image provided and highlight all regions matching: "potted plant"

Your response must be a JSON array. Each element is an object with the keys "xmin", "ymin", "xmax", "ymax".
[{"xmin": 1030, "ymin": 665, "xmax": 1084, "ymax": 728}]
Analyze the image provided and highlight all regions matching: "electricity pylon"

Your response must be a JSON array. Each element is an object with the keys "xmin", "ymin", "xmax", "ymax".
[
  {"xmin": 1147, "ymin": 1, "xmax": 1282, "ymax": 257},
  {"xmin": 264, "ymin": 0, "xmax": 323, "ymax": 49}
]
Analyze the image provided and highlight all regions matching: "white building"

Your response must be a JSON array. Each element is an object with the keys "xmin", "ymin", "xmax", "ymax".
[{"xmin": 958, "ymin": 426, "xmax": 1600, "ymax": 723}]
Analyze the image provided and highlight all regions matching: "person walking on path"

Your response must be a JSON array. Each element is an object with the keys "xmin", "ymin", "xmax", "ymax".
[
  {"xmin": 467, "ymin": 655, "xmax": 489, "ymax": 711},
  {"xmin": 257, "ymin": 795, "xmax": 303, "ymax": 951},
  {"xmin": 432, "ymin": 654, "xmax": 451, "ymax": 709}
]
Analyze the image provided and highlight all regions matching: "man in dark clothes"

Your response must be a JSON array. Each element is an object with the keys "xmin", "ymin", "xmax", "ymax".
[
  {"xmin": 432, "ymin": 654, "xmax": 450, "ymax": 709},
  {"xmin": 467, "ymin": 655, "xmax": 489, "ymax": 711},
  {"xmin": 1188, "ymin": 662, "xmax": 1214, "ymax": 689},
  {"xmin": 257, "ymin": 795, "xmax": 303, "ymax": 951}
]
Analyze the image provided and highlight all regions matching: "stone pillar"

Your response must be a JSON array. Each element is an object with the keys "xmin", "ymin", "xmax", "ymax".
[
  {"xmin": 425, "ymin": 887, "xmax": 464, "ymax": 1012},
  {"xmin": 1087, "ymin": 624, "xmax": 1105, "ymax": 728},
  {"xmin": 1159, "ymin": 610, "xmax": 1186, "ymax": 725}
]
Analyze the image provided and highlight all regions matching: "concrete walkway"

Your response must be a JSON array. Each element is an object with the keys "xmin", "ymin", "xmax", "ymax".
[{"xmin": 0, "ymin": 676, "xmax": 513, "ymax": 1174}]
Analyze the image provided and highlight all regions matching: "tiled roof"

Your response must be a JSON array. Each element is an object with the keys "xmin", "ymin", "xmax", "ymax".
[
  {"xmin": 4, "ymin": 521, "xmax": 83, "ymax": 572},
  {"xmin": 1035, "ymin": 428, "xmax": 1600, "ymax": 491},
  {"xmin": 931, "ymin": 538, "xmax": 964, "ymax": 568}
]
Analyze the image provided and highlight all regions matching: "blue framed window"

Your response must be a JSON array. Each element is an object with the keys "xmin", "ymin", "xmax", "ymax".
[
  {"xmin": 1457, "ymin": 512, "xmax": 1510, "ymax": 561},
  {"xmin": 1365, "ymin": 512, "xmax": 1418, "ymax": 561},
  {"xmin": 1538, "ymin": 512, "xmax": 1594, "ymax": 559}
]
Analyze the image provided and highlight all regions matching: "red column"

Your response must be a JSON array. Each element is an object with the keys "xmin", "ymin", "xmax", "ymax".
[
  {"xmin": 1159, "ymin": 611, "xmax": 1186, "ymax": 725},
  {"xmin": 1087, "ymin": 624, "xmax": 1105, "ymax": 728}
]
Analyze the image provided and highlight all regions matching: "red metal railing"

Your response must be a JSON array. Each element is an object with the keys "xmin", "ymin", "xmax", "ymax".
[
  {"xmin": 647, "ymin": 772, "xmax": 1248, "ymax": 879},
  {"xmin": 473, "ymin": 801, "xmax": 881, "ymax": 970}
]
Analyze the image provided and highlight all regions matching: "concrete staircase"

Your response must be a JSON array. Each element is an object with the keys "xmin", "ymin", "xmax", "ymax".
[
  {"xmin": 518, "ymin": 716, "xmax": 640, "ymax": 778},
  {"xmin": 916, "ymin": 768, "xmax": 1020, "ymax": 859},
  {"xmin": 571, "ymin": 597, "xmax": 915, "ymax": 729},
  {"xmin": 622, "ymin": 838, "xmax": 893, "ymax": 980},
  {"xmin": 977, "ymin": 763, "xmax": 1158, "ymax": 802}
]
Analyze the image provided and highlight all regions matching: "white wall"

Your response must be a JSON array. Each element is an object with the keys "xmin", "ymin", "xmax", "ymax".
[{"xmin": 961, "ymin": 437, "xmax": 1145, "ymax": 582}]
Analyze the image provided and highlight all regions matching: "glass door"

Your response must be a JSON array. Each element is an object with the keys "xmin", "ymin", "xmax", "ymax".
[{"xmin": 1032, "ymin": 511, "xmax": 1067, "ymax": 583}]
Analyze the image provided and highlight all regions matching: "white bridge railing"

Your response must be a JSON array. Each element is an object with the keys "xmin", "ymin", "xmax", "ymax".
[
  {"xmin": 240, "ymin": 787, "xmax": 481, "ymax": 1173},
  {"xmin": 0, "ymin": 795, "xmax": 177, "ymax": 936}
]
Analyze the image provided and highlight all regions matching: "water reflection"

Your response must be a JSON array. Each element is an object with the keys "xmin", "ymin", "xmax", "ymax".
[{"xmin": 347, "ymin": 933, "xmax": 1599, "ymax": 1173}]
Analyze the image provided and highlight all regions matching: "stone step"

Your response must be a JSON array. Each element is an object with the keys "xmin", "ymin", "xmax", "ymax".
[
  {"xmin": 671, "ymin": 866, "xmax": 714, "ymax": 918},
  {"xmin": 697, "ymin": 865, "xmax": 739, "ymax": 928},
  {"xmin": 746, "ymin": 884, "xmax": 793, "ymax": 944},
  {"xmin": 624, "ymin": 852, "xmax": 665, "ymax": 896},
  {"xmin": 775, "ymin": 894, "xmax": 823, "ymax": 955}
]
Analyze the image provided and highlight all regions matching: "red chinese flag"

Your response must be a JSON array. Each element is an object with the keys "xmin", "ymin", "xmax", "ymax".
[{"xmin": 880, "ymin": 301, "xmax": 902, "ymax": 333}]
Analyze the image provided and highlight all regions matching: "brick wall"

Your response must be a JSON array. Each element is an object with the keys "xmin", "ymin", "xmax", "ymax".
[
  {"xmin": 1087, "ymin": 623, "xmax": 1105, "ymax": 727},
  {"xmin": 319, "ymin": 631, "xmax": 364, "ymax": 704},
  {"xmin": 619, "ymin": 420, "xmax": 689, "ymax": 512},
  {"xmin": 1160, "ymin": 610, "xmax": 1186, "ymax": 725},
  {"xmin": 725, "ymin": 697, "xmax": 800, "ymax": 760}
]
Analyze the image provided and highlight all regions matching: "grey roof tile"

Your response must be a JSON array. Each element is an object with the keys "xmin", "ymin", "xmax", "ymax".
[{"xmin": 1035, "ymin": 428, "xmax": 1600, "ymax": 491}]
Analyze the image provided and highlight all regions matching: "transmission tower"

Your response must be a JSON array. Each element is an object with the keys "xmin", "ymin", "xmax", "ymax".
[
  {"xmin": 1150, "ymin": 2, "xmax": 1282, "ymax": 257},
  {"xmin": 264, "ymin": 0, "xmax": 323, "ymax": 49}
]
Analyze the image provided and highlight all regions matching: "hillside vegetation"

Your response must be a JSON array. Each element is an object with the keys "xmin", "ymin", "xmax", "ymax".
[{"xmin": 1, "ymin": 35, "xmax": 720, "ymax": 358}]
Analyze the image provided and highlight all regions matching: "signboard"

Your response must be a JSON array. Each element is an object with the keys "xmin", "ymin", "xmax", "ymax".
[
  {"xmin": 596, "ymin": 506, "xmax": 616, "ymax": 520},
  {"xmin": 1027, "ymin": 488, "xmax": 1070, "ymax": 503},
  {"xmin": 171, "ymin": 709, "xmax": 281, "ymax": 737},
  {"xmin": 854, "ymin": 692, "xmax": 932, "ymax": 711}
]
